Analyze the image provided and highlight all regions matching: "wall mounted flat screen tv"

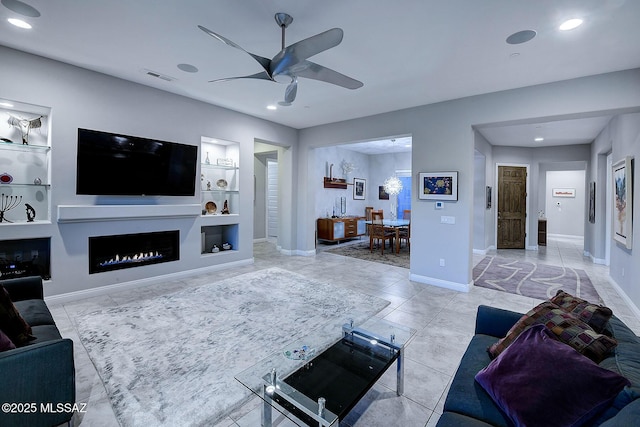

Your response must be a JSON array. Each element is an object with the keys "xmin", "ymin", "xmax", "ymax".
[{"xmin": 76, "ymin": 128, "xmax": 198, "ymax": 196}]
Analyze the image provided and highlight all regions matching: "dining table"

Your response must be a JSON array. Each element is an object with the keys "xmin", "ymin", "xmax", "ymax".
[{"xmin": 365, "ymin": 219, "xmax": 410, "ymax": 254}]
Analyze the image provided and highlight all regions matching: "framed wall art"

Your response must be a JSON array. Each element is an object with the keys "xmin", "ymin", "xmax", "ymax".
[
  {"xmin": 486, "ymin": 186, "xmax": 492, "ymax": 209},
  {"xmin": 353, "ymin": 178, "xmax": 366, "ymax": 200},
  {"xmin": 588, "ymin": 182, "xmax": 596, "ymax": 224},
  {"xmin": 378, "ymin": 186, "xmax": 389, "ymax": 200},
  {"xmin": 419, "ymin": 171, "xmax": 458, "ymax": 201},
  {"xmin": 612, "ymin": 156, "xmax": 633, "ymax": 249},
  {"xmin": 552, "ymin": 188, "xmax": 576, "ymax": 198}
]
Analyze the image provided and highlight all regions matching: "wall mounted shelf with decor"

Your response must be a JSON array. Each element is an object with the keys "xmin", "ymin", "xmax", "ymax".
[{"xmin": 323, "ymin": 177, "xmax": 348, "ymax": 189}]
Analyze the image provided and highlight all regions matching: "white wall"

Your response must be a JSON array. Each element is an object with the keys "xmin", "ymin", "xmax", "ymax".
[
  {"xmin": 545, "ymin": 170, "xmax": 586, "ymax": 237},
  {"xmin": 298, "ymin": 69, "xmax": 640, "ymax": 296},
  {"xmin": 0, "ymin": 46, "xmax": 297, "ymax": 297}
]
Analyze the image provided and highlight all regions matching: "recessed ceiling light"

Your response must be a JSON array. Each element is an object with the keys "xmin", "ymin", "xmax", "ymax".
[
  {"xmin": 559, "ymin": 19, "xmax": 583, "ymax": 31},
  {"xmin": 8, "ymin": 17, "xmax": 31, "ymax": 28},
  {"xmin": 177, "ymin": 63, "xmax": 198, "ymax": 73},
  {"xmin": 266, "ymin": 105, "xmax": 277, "ymax": 110},
  {"xmin": 534, "ymin": 137, "xmax": 544, "ymax": 142},
  {"xmin": 506, "ymin": 30, "xmax": 537, "ymax": 45},
  {"xmin": 0, "ymin": 102, "xmax": 14, "ymax": 108}
]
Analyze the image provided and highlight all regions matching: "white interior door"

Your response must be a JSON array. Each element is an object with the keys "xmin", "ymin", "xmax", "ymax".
[{"xmin": 267, "ymin": 159, "xmax": 278, "ymax": 238}]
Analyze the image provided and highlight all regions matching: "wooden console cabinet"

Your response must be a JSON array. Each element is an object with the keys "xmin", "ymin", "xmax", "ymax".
[
  {"xmin": 538, "ymin": 219, "xmax": 547, "ymax": 246},
  {"xmin": 317, "ymin": 217, "xmax": 366, "ymax": 242}
]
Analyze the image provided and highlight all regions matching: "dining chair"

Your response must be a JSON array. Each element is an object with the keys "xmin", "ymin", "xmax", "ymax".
[
  {"xmin": 399, "ymin": 210, "xmax": 411, "ymax": 248},
  {"xmin": 369, "ymin": 220, "xmax": 395, "ymax": 255}
]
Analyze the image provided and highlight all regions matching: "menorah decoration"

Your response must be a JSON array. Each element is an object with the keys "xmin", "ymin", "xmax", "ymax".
[
  {"xmin": 8, "ymin": 114, "xmax": 43, "ymax": 145},
  {"xmin": 0, "ymin": 193, "xmax": 23, "ymax": 223}
]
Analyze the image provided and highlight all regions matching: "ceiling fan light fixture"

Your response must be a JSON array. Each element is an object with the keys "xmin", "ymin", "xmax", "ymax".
[
  {"xmin": 559, "ymin": 18, "xmax": 583, "ymax": 31},
  {"xmin": 506, "ymin": 29, "xmax": 536, "ymax": 45}
]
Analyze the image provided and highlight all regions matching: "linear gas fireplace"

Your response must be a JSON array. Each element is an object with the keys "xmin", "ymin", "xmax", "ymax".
[{"xmin": 89, "ymin": 230, "xmax": 179, "ymax": 274}]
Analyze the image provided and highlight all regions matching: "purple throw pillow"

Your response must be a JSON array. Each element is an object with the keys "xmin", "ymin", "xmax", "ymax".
[
  {"xmin": 0, "ymin": 328, "xmax": 16, "ymax": 351},
  {"xmin": 476, "ymin": 324, "xmax": 630, "ymax": 427}
]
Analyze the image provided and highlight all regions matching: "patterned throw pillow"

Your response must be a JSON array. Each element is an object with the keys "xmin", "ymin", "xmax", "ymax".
[
  {"xmin": 0, "ymin": 328, "xmax": 16, "ymax": 351},
  {"xmin": 488, "ymin": 301, "xmax": 617, "ymax": 363},
  {"xmin": 0, "ymin": 285, "xmax": 34, "ymax": 346},
  {"xmin": 550, "ymin": 290, "xmax": 613, "ymax": 333}
]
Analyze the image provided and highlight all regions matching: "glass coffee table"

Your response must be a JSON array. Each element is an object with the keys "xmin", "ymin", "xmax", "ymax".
[{"xmin": 235, "ymin": 317, "xmax": 415, "ymax": 426}]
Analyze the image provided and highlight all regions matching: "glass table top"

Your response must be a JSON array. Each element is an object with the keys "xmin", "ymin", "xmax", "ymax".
[{"xmin": 235, "ymin": 317, "xmax": 416, "ymax": 426}]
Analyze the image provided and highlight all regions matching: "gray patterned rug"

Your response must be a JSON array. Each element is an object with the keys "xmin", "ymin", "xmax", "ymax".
[
  {"xmin": 325, "ymin": 242, "xmax": 409, "ymax": 269},
  {"xmin": 76, "ymin": 267, "xmax": 389, "ymax": 426},
  {"xmin": 473, "ymin": 256, "xmax": 602, "ymax": 303}
]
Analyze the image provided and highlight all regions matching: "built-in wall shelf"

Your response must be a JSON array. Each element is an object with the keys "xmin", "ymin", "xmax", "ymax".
[{"xmin": 57, "ymin": 204, "xmax": 201, "ymax": 223}]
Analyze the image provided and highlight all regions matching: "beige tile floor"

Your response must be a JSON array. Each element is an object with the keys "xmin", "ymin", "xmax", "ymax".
[{"xmin": 51, "ymin": 236, "xmax": 640, "ymax": 427}]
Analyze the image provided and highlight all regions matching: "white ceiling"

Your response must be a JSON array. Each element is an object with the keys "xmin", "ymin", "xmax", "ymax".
[{"xmin": 1, "ymin": 0, "xmax": 639, "ymax": 150}]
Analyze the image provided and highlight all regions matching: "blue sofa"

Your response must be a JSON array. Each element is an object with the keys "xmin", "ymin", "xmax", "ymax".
[
  {"xmin": 437, "ymin": 305, "xmax": 640, "ymax": 426},
  {"xmin": 0, "ymin": 276, "xmax": 75, "ymax": 427}
]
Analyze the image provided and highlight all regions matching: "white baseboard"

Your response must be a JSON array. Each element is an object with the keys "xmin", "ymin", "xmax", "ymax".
[
  {"xmin": 473, "ymin": 248, "xmax": 487, "ymax": 255},
  {"xmin": 45, "ymin": 258, "xmax": 254, "ymax": 304},
  {"xmin": 409, "ymin": 273, "xmax": 471, "ymax": 293},
  {"xmin": 606, "ymin": 276, "xmax": 640, "ymax": 320}
]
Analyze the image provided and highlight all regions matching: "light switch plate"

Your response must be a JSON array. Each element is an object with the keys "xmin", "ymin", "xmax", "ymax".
[{"xmin": 435, "ymin": 201, "xmax": 444, "ymax": 209}]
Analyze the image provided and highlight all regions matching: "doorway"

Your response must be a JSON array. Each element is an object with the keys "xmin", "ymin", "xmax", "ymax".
[
  {"xmin": 497, "ymin": 165, "xmax": 527, "ymax": 249},
  {"xmin": 267, "ymin": 159, "xmax": 278, "ymax": 238}
]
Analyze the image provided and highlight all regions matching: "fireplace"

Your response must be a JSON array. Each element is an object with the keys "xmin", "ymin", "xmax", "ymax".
[{"xmin": 89, "ymin": 230, "xmax": 179, "ymax": 274}]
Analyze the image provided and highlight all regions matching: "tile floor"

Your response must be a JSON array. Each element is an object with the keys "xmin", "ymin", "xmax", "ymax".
[{"xmin": 51, "ymin": 236, "xmax": 640, "ymax": 427}]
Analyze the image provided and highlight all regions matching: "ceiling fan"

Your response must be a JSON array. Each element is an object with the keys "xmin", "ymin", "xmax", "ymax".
[{"xmin": 198, "ymin": 13, "xmax": 363, "ymax": 106}]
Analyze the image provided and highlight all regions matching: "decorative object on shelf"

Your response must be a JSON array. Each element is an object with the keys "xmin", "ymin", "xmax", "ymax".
[
  {"xmin": 341, "ymin": 160, "xmax": 356, "ymax": 180},
  {"xmin": 222, "ymin": 242, "xmax": 232, "ymax": 250},
  {"xmin": 221, "ymin": 200, "xmax": 230, "ymax": 214},
  {"xmin": 0, "ymin": 193, "xmax": 22, "ymax": 222},
  {"xmin": 334, "ymin": 196, "xmax": 346, "ymax": 217},
  {"xmin": 0, "ymin": 172, "xmax": 13, "ymax": 184},
  {"xmin": 353, "ymin": 178, "xmax": 365, "ymax": 200},
  {"xmin": 33, "ymin": 177, "xmax": 42, "ymax": 185},
  {"xmin": 216, "ymin": 178, "xmax": 228, "ymax": 189},
  {"xmin": 216, "ymin": 158, "xmax": 234, "ymax": 167},
  {"xmin": 612, "ymin": 156, "xmax": 633, "ymax": 249},
  {"xmin": 25, "ymin": 203, "xmax": 36, "ymax": 222},
  {"xmin": 8, "ymin": 114, "xmax": 43, "ymax": 145},
  {"xmin": 205, "ymin": 201, "xmax": 217, "ymax": 214},
  {"xmin": 205, "ymin": 152, "xmax": 210, "ymax": 164},
  {"xmin": 211, "ymin": 244, "xmax": 220, "ymax": 253},
  {"xmin": 418, "ymin": 171, "xmax": 458, "ymax": 201}
]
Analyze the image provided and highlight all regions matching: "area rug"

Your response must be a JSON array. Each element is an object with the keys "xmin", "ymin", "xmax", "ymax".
[
  {"xmin": 325, "ymin": 242, "xmax": 409, "ymax": 269},
  {"xmin": 473, "ymin": 256, "xmax": 602, "ymax": 303},
  {"xmin": 76, "ymin": 267, "xmax": 389, "ymax": 426}
]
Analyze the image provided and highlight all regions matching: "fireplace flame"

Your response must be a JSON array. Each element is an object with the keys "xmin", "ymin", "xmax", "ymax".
[{"xmin": 99, "ymin": 251, "xmax": 163, "ymax": 267}]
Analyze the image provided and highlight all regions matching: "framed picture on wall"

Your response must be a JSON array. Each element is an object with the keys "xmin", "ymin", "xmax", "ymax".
[
  {"xmin": 612, "ymin": 156, "xmax": 634, "ymax": 249},
  {"xmin": 378, "ymin": 186, "xmax": 389, "ymax": 200},
  {"xmin": 353, "ymin": 178, "xmax": 366, "ymax": 200},
  {"xmin": 486, "ymin": 186, "xmax": 492, "ymax": 209},
  {"xmin": 588, "ymin": 182, "xmax": 596, "ymax": 224},
  {"xmin": 418, "ymin": 171, "xmax": 458, "ymax": 201}
]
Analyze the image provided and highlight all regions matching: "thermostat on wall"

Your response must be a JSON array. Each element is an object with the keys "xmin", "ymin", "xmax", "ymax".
[{"xmin": 435, "ymin": 201, "xmax": 444, "ymax": 209}]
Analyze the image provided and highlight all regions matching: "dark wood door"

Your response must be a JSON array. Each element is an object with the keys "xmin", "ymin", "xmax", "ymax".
[{"xmin": 497, "ymin": 166, "xmax": 527, "ymax": 249}]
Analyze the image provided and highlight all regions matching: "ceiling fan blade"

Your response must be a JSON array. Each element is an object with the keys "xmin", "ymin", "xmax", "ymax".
[
  {"xmin": 296, "ymin": 61, "xmax": 363, "ymax": 89},
  {"xmin": 208, "ymin": 71, "xmax": 272, "ymax": 83},
  {"xmin": 285, "ymin": 79, "xmax": 298, "ymax": 102},
  {"xmin": 198, "ymin": 25, "xmax": 272, "ymax": 76},
  {"xmin": 271, "ymin": 28, "xmax": 343, "ymax": 76}
]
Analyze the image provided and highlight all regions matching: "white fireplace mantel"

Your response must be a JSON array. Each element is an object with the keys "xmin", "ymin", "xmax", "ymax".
[{"xmin": 57, "ymin": 204, "xmax": 201, "ymax": 223}]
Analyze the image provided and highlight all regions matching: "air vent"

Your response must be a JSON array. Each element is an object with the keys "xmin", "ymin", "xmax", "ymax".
[{"xmin": 143, "ymin": 69, "xmax": 176, "ymax": 82}]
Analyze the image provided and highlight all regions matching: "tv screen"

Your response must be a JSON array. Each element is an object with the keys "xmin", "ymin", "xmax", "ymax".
[{"xmin": 76, "ymin": 128, "xmax": 198, "ymax": 196}]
